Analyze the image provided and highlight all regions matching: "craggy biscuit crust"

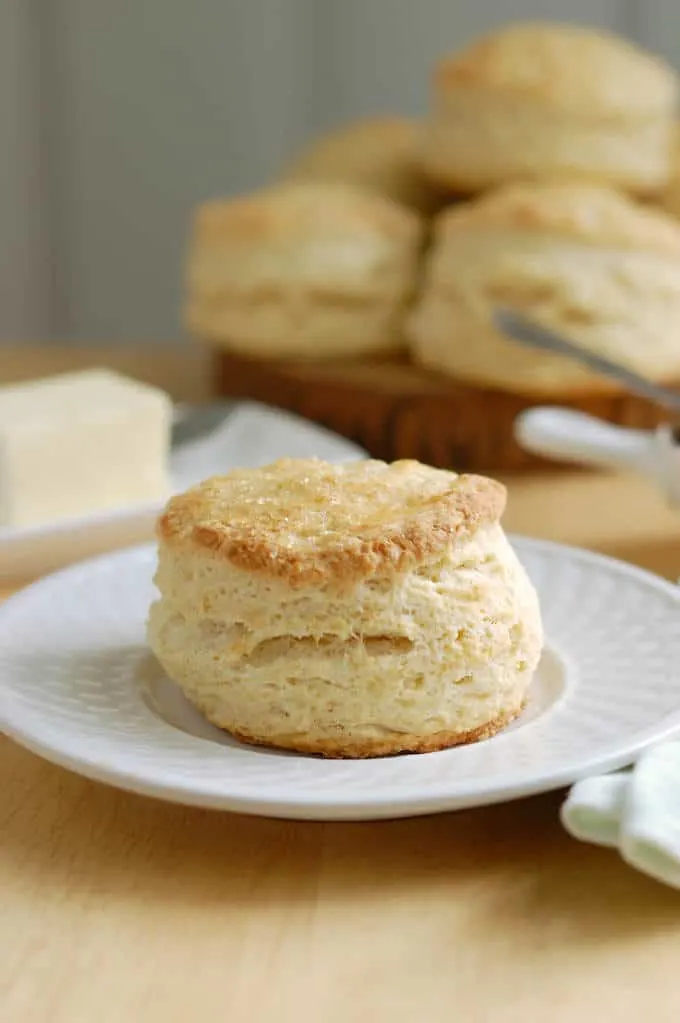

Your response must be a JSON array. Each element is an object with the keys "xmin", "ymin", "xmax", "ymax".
[{"xmin": 158, "ymin": 458, "xmax": 506, "ymax": 588}]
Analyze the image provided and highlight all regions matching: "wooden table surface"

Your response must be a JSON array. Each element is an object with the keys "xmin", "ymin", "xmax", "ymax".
[{"xmin": 3, "ymin": 346, "xmax": 680, "ymax": 1022}]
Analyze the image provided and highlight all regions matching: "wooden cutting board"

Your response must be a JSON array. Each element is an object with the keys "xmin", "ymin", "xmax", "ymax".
[{"xmin": 211, "ymin": 348, "xmax": 670, "ymax": 472}]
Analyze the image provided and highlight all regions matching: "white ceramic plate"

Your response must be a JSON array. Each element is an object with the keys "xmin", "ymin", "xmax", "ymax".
[{"xmin": 2, "ymin": 537, "xmax": 680, "ymax": 821}]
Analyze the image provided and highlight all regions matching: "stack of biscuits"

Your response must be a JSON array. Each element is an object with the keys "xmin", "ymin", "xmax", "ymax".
[{"xmin": 185, "ymin": 21, "xmax": 680, "ymax": 460}]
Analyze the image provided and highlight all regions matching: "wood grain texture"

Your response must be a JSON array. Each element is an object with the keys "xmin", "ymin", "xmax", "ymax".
[
  {"xmin": 211, "ymin": 348, "xmax": 674, "ymax": 473},
  {"xmin": 3, "ymin": 346, "xmax": 680, "ymax": 1022}
]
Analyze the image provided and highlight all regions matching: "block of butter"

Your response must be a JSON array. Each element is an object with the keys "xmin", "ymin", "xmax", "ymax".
[{"xmin": 0, "ymin": 369, "xmax": 172, "ymax": 529}]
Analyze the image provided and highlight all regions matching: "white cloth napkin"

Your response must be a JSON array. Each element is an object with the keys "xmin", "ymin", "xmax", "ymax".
[
  {"xmin": 561, "ymin": 740, "xmax": 680, "ymax": 888},
  {"xmin": 171, "ymin": 401, "xmax": 365, "ymax": 490}
]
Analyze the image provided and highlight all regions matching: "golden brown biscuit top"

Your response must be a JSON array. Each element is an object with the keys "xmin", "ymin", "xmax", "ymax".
[
  {"xmin": 158, "ymin": 458, "xmax": 506, "ymax": 587},
  {"xmin": 437, "ymin": 181, "xmax": 680, "ymax": 258},
  {"xmin": 435, "ymin": 22, "xmax": 677, "ymax": 117},
  {"xmin": 193, "ymin": 182, "xmax": 420, "ymax": 247},
  {"xmin": 283, "ymin": 118, "xmax": 443, "ymax": 218}
]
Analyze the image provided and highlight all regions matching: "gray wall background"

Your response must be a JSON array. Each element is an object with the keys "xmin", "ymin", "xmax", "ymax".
[{"xmin": 3, "ymin": 0, "xmax": 677, "ymax": 344}]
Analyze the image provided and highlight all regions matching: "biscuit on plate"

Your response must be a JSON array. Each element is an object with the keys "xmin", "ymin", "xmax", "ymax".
[
  {"xmin": 185, "ymin": 182, "xmax": 422, "ymax": 360},
  {"xmin": 408, "ymin": 180, "xmax": 680, "ymax": 396},
  {"xmin": 283, "ymin": 117, "xmax": 446, "ymax": 217},
  {"xmin": 147, "ymin": 457, "xmax": 543, "ymax": 758},
  {"xmin": 420, "ymin": 22, "xmax": 678, "ymax": 195}
]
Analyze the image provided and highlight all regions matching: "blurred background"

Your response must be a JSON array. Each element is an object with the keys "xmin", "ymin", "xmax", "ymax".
[{"xmin": 3, "ymin": 0, "xmax": 678, "ymax": 345}]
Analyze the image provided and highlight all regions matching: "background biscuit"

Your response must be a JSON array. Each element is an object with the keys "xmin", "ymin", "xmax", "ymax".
[
  {"xmin": 408, "ymin": 181, "xmax": 680, "ymax": 396},
  {"xmin": 420, "ymin": 22, "xmax": 678, "ymax": 195},
  {"xmin": 185, "ymin": 182, "xmax": 423, "ymax": 360}
]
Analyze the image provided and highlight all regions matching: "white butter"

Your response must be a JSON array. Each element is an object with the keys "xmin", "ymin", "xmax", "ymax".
[{"xmin": 0, "ymin": 369, "xmax": 172, "ymax": 528}]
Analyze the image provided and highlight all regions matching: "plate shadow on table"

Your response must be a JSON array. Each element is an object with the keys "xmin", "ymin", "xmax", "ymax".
[{"xmin": 3, "ymin": 738, "xmax": 680, "ymax": 949}]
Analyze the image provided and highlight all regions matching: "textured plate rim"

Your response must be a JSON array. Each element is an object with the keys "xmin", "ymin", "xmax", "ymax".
[{"xmin": 2, "ymin": 536, "xmax": 680, "ymax": 821}]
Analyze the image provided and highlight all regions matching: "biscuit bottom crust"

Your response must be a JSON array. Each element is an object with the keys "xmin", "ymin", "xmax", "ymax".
[{"xmin": 208, "ymin": 699, "xmax": 525, "ymax": 759}]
